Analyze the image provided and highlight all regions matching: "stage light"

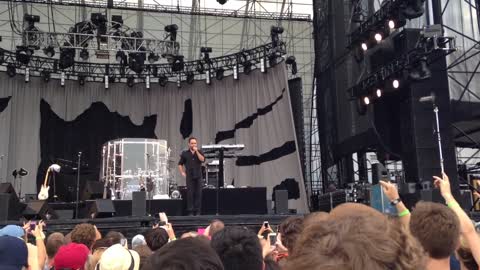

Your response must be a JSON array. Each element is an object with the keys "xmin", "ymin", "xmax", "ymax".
[
  {"xmin": 376, "ymin": 89, "xmax": 382, "ymax": 98},
  {"xmin": 177, "ymin": 74, "xmax": 181, "ymax": 88},
  {"xmin": 374, "ymin": 33, "xmax": 383, "ymax": 42},
  {"xmin": 7, "ymin": 64, "xmax": 16, "ymax": 77},
  {"xmin": 243, "ymin": 61, "xmax": 253, "ymax": 75},
  {"xmin": 59, "ymin": 47, "xmax": 75, "ymax": 69},
  {"xmin": 80, "ymin": 49, "xmax": 89, "ymax": 60},
  {"xmin": 196, "ymin": 60, "xmax": 205, "ymax": 74},
  {"xmin": 111, "ymin": 15, "xmax": 123, "ymax": 29},
  {"xmin": 116, "ymin": 51, "xmax": 126, "ymax": 62},
  {"xmin": 260, "ymin": 58, "xmax": 266, "ymax": 73},
  {"xmin": 352, "ymin": 5, "xmax": 364, "ymax": 23},
  {"xmin": 171, "ymin": 55, "xmax": 185, "ymax": 72},
  {"xmin": 233, "ymin": 64, "xmax": 238, "ymax": 80},
  {"xmin": 25, "ymin": 68, "xmax": 29, "ymax": 83},
  {"xmin": 43, "ymin": 46, "xmax": 55, "ymax": 57},
  {"xmin": 186, "ymin": 72, "xmax": 195, "ymax": 84},
  {"xmin": 78, "ymin": 74, "xmax": 85, "ymax": 85},
  {"xmin": 146, "ymin": 75, "xmax": 150, "ymax": 89},
  {"xmin": 159, "ymin": 74, "xmax": 168, "ymax": 87},
  {"xmin": 285, "ymin": 56, "xmax": 297, "ymax": 75},
  {"xmin": 0, "ymin": 50, "xmax": 4, "ymax": 64},
  {"xmin": 41, "ymin": 70, "xmax": 50, "ymax": 82},
  {"xmin": 388, "ymin": 20, "xmax": 396, "ymax": 30},
  {"xmin": 61, "ymin": 72, "xmax": 65, "ymax": 86},
  {"xmin": 217, "ymin": 0, "xmax": 227, "ymax": 4},
  {"xmin": 128, "ymin": 52, "xmax": 146, "ymax": 74},
  {"xmin": 392, "ymin": 79, "xmax": 400, "ymax": 89},
  {"xmin": 148, "ymin": 52, "xmax": 159, "ymax": 63},
  {"xmin": 206, "ymin": 70, "xmax": 211, "ymax": 85},
  {"xmin": 150, "ymin": 65, "xmax": 158, "ymax": 77},
  {"xmin": 361, "ymin": 42, "xmax": 368, "ymax": 51},
  {"xmin": 402, "ymin": 0, "xmax": 426, "ymax": 20},
  {"xmin": 164, "ymin": 24, "xmax": 178, "ymax": 42},
  {"xmin": 216, "ymin": 68, "xmax": 224, "ymax": 80},
  {"xmin": 105, "ymin": 75, "xmax": 109, "ymax": 89},
  {"xmin": 16, "ymin": 46, "xmax": 31, "ymax": 65},
  {"xmin": 271, "ymin": 26, "xmax": 284, "ymax": 47},
  {"xmin": 127, "ymin": 75, "xmax": 134, "ymax": 87},
  {"xmin": 363, "ymin": 96, "xmax": 370, "ymax": 105}
]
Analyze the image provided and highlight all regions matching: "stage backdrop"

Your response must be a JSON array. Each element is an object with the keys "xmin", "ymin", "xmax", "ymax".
[{"xmin": 0, "ymin": 62, "xmax": 308, "ymax": 213}]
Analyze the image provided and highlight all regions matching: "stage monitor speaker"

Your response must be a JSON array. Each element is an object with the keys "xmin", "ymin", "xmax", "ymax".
[
  {"xmin": 23, "ymin": 200, "xmax": 57, "ymax": 220},
  {"xmin": 274, "ymin": 190, "xmax": 288, "ymax": 214},
  {"xmin": 371, "ymin": 163, "xmax": 388, "ymax": 185},
  {"xmin": 88, "ymin": 199, "xmax": 115, "ymax": 218},
  {"xmin": 0, "ymin": 183, "xmax": 19, "ymax": 202},
  {"xmin": 132, "ymin": 191, "xmax": 146, "ymax": 217},
  {"xmin": 55, "ymin": 210, "xmax": 74, "ymax": 219},
  {"xmin": 83, "ymin": 181, "xmax": 104, "ymax": 200},
  {"xmin": 0, "ymin": 193, "xmax": 25, "ymax": 221}
]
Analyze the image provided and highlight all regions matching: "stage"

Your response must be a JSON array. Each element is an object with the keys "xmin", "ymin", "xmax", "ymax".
[{"xmin": 0, "ymin": 214, "xmax": 296, "ymax": 239}]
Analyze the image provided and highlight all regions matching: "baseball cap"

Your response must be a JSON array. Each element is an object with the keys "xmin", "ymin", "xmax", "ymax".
[
  {"xmin": 54, "ymin": 243, "xmax": 90, "ymax": 270},
  {"xmin": 0, "ymin": 236, "xmax": 28, "ymax": 270},
  {"xmin": 0, "ymin": 225, "xmax": 24, "ymax": 238}
]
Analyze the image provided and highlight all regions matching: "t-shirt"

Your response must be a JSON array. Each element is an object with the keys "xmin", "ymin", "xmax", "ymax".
[{"xmin": 178, "ymin": 150, "xmax": 204, "ymax": 179}]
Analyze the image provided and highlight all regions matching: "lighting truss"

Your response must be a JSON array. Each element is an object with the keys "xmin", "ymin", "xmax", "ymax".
[
  {"xmin": 347, "ymin": 33, "xmax": 455, "ymax": 100},
  {"xmin": 23, "ymin": 30, "xmax": 180, "ymax": 55},
  {"xmin": 0, "ymin": 41, "xmax": 287, "ymax": 83}
]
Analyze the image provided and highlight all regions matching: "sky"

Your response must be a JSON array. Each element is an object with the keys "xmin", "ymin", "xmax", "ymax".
[{"xmin": 140, "ymin": 0, "xmax": 314, "ymax": 17}]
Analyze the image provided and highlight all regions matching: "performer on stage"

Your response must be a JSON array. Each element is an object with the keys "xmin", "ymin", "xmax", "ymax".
[{"xmin": 178, "ymin": 137, "xmax": 205, "ymax": 216}]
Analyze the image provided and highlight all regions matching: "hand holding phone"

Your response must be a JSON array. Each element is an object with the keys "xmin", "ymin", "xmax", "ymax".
[
  {"xmin": 159, "ymin": 212, "xmax": 168, "ymax": 224},
  {"xmin": 263, "ymin": 221, "xmax": 269, "ymax": 228},
  {"xmin": 268, "ymin": 233, "xmax": 277, "ymax": 246},
  {"xmin": 30, "ymin": 221, "xmax": 37, "ymax": 231}
]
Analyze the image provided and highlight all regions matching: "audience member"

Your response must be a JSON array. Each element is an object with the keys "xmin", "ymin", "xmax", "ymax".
[
  {"xmin": 53, "ymin": 242, "xmax": 90, "ymax": 270},
  {"xmin": 144, "ymin": 237, "xmax": 223, "ymax": 270},
  {"xmin": 285, "ymin": 212, "xmax": 425, "ymax": 270},
  {"xmin": 277, "ymin": 216, "xmax": 303, "ymax": 253},
  {"xmin": 0, "ymin": 224, "xmax": 25, "ymax": 238},
  {"xmin": 96, "ymin": 244, "xmax": 140, "ymax": 270},
  {"xmin": 44, "ymin": 232, "xmax": 65, "ymax": 270},
  {"xmin": 211, "ymin": 226, "xmax": 263, "ymax": 270},
  {"xmin": 133, "ymin": 244, "xmax": 152, "ymax": 270},
  {"xmin": 208, "ymin": 219, "xmax": 225, "ymax": 237},
  {"xmin": 131, "ymin": 234, "xmax": 147, "ymax": 249},
  {"xmin": 89, "ymin": 237, "xmax": 118, "ymax": 270},
  {"xmin": 145, "ymin": 228, "xmax": 169, "ymax": 251},
  {"xmin": 180, "ymin": 231, "xmax": 198, "ymax": 239},
  {"xmin": 71, "ymin": 223, "xmax": 97, "ymax": 249},
  {"xmin": 0, "ymin": 236, "xmax": 28, "ymax": 270}
]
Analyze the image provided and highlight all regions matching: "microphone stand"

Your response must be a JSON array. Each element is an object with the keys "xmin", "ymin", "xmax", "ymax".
[{"xmin": 75, "ymin": 152, "xmax": 82, "ymax": 219}]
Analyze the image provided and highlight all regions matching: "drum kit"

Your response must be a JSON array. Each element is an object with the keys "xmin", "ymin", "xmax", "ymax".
[{"xmin": 100, "ymin": 138, "xmax": 178, "ymax": 200}]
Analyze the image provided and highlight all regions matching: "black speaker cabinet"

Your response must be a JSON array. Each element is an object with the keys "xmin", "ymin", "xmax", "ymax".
[
  {"xmin": 23, "ymin": 200, "xmax": 57, "ymax": 220},
  {"xmin": 87, "ymin": 199, "xmax": 116, "ymax": 218},
  {"xmin": 0, "ymin": 193, "xmax": 25, "ymax": 221},
  {"xmin": 132, "ymin": 191, "xmax": 146, "ymax": 217},
  {"xmin": 82, "ymin": 181, "xmax": 104, "ymax": 200},
  {"xmin": 275, "ymin": 190, "xmax": 288, "ymax": 214}
]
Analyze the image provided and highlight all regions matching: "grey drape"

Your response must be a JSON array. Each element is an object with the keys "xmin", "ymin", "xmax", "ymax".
[{"xmin": 0, "ymin": 62, "xmax": 308, "ymax": 213}]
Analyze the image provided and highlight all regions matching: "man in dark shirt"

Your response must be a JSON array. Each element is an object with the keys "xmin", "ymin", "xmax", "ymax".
[{"xmin": 178, "ymin": 137, "xmax": 205, "ymax": 216}]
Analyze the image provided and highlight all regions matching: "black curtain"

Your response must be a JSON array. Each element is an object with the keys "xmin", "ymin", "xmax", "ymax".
[{"xmin": 36, "ymin": 99, "xmax": 157, "ymax": 201}]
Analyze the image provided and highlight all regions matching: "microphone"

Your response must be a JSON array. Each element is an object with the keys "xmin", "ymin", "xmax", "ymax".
[{"xmin": 419, "ymin": 92, "xmax": 436, "ymax": 103}]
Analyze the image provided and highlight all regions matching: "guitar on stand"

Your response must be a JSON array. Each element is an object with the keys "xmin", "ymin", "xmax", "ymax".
[{"xmin": 38, "ymin": 164, "xmax": 61, "ymax": 200}]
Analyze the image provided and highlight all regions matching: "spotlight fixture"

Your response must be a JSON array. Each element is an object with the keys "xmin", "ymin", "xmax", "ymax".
[
  {"xmin": 43, "ymin": 46, "xmax": 55, "ymax": 58},
  {"xmin": 402, "ymin": 0, "xmax": 426, "ymax": 20},
  {"xmin": 146, "ymin": 75, "xmax": 150, "ymax": 89},
  {"xmin": 148, "ymin": 52, "xmax": 159, "ymax": 64},
  {"xmin": 285, "ymin": 56, "xmax": 297, "ymax": 75},
  {"xmin": 25, "ymin": 68, "xmax": 29, "ymax": 83},
  {"xmin": 376, "ymin": 89, "xmax": 382, "ymax": 98},
  {"xmin": 409, "ymin": 58, "xmax": 432, "ymax": 81},
  {"xmin": 78, "ymin": 74, "xmax": 86, "ymax": 85},
  {"xmin": 127, "ymin": 75, "xmax": 135, "ymax": 87},
  {"xmin": 60, "ymin": 72, "xmax": 65, "ymax": 86},
  {"xmin": 205, "ymin": 70, "xmax": 211, "ymax": 85},
  {"xmin": 158, "ymin": 75, "xmax": 168, "ymax": 87},
  {"xmin": 392, "ymin": 79, "xmax": 400, "ymax": 89},
  {"xmin": 201, "ymin": 47, "xmax": 212, "ymax": 62},
  {"xmin": 196, "ymin": 60, "xmax": 205, "ymax": 74},
  {"xmin": 59, "ymin": 47, "xmax": 75, "ymax": 69},
  {"xmin": 217, "ymin": 0, "xmax": 227, "ymax": 4},
  {"xmin": 128, "ymin": 52, "xmax": 146, "ymax": 74},
  {"xmin": 361, "ymin": 42, "xmax": 368, "ymax": 51},
  {"xmin": 80, "ymin": 49, "xmax": 89, "ymax": 61},
  {"xmin": 16, "ymin": 46, "xmax": 32, "ymax": 65},
  {"xmin": 388, "ymin": 20, "xmax": 396, "ymax": 30},
  {"xmin": 186, "ymin": 72, "xmax": 195, "ymax": 84},
  {"xmin": 0, "ymin": 50, "xmax": 4, "ymax": 64},
  {"xmin": 374, "ymin": 33, "xmax": 383, "ymax": 42},
  {"xmin": 260, "ymin": 57, "xmax": 266, "ymax": 73},
  {"xmin": 164, "ymin": 24, "xmax": 178, "ymax": 42},
  {"xmin": 171, "ymin": 55, "xmax": 185, "ymax": 72},
  {"xmin": 216, "ymin": 67, "xmax": 224, "ymax": 80},
  {"xmin": 177, "ymin": 74, "xmax": 181, "ymax": 88},
  {"xmin": 111, "ymin": 15, "xmax": 123, "ymax": 29},
  {"xmin": 363, "ymin": 96, "xmax": 370, "ymax": 105},
  {"xmin": 6, "ymin": 64, "xmax": 16, "ymax": 77},
  {"xmin": 41, "ymin": 70, "xmax": 50, "ymax": 82},
  {"xmin": 233, "ymin": 64, "xmax": 238, "ymax": 80},
  {"xmin": 243, "ymin": 61, "xmax": 253, "ymax": 75},
  {"xmin": 270, "ymin": 26, "xmax": 284, "ymax": 47},
  {"xmin": 150, "ymin": 65, "xmax": 158, "ymax": 77},
  {"xmin": 105, "ymin": 75, "xmax": 109, "ymax": 89}
]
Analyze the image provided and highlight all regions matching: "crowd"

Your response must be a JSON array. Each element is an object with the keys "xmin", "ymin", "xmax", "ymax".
[{"xmin": 1, "ymin": 172, "xmax": 479, "ymax": 270}]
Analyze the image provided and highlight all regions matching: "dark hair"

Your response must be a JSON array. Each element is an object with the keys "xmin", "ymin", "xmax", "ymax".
[
  {"xmin": 264, "ymin": 258, "xmax": 281, "ymax": 270},
  {"xmin": 211, "ymin": 226, "xmax": 263, "ymax": 270},
  {"xmin": 457, "ymin": 246, "xmax": 478, "ymax": 270},
  {"xmin": 104, "ymin": 231, "xmax": 125, "ymax": 245},
  {"xmin": 91, "ymin": 237, "xmax": 116, "ymax": 251},
  {"xmin": 410, "ymin": 201, "xmax": 460, "ymax": 259},
  {"xmin": 209, "ymin": 219, "xmax": 225, "ymax": 237},
  {"xmin": 145, "ymin": 228, "xmax": 169, "ymax": 251},
  {"xmin": 144, "ymin": 237, "xmax": 224, "ymax": 270},
  {"xmin": 46, "ymin": 232, "xmax": 65, "ymax": 259},
  {"xmin": 188, "ymin": 137, "xmax": 197, "ymax": 143},
  {"xmin": 133, "ymin": 244, "xmax": 153, "ymax": 270},
  {"xmin": 278, "ymin": 216, "xmax": 304, "ymax": 252},
  {"xmin": 285, "ymin": 215, "xmax": 426, "ymax": 270},
  {"xmin": 70, "ymin": 223, "xmax": 97, "ymax": 249}
]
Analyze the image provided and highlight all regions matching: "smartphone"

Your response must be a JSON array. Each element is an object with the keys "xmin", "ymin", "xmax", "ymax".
[
  {"xmin": 29, "ymin": 221, "xmax": 36, "ymax": 231},
  {"xmin": 263, "ymin": 221, "xmax": 269, "ymax": 228},
  {"xmin": 268, "ymin": 233, "xmax": 277, "ymax": 246}
]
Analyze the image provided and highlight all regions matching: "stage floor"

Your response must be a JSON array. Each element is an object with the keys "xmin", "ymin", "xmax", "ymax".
[{"xmin": 0, "ymin": 214, "xmax": 297, "ymax": 239}]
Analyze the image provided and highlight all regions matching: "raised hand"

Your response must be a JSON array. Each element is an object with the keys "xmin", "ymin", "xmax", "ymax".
[
  {"xmin": 379, "ymin": 180, "xmax": 400, "ymax": 201},
  {"xmin": 433, "ymin": 172, "xmax": 453, "ymax": 200}
]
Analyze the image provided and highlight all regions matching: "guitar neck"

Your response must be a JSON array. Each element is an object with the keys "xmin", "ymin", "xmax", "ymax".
[{"xmin": 43, "ymin": 169, "xmax": 50, "ymax": 186}]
